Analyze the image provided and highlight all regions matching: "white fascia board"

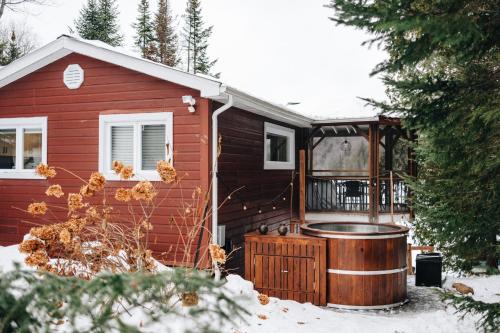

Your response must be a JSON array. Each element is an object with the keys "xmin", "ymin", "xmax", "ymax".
[
  {"xmin": 0, "ymin": 38, "xmax": 71, "ymax": 89},
  {"xmin": 62, "ymin": 38, "xmax": 222, "ymax": 97},
  {"xmin": 221, "ymin": 86, "xmax": 313, "ymax": 128}
]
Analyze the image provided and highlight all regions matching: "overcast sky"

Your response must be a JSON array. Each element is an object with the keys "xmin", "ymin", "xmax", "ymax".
[{"xmin": 3, "ymin": 0, "xmax": 388, "ymax": 119}]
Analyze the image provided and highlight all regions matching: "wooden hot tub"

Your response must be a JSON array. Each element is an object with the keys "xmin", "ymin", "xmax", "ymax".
[{"xmin": 301, "ymin": 221, "xmax": 409, "ymax": 309}]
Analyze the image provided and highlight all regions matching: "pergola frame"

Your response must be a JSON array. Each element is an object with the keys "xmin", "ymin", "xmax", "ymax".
[{"xmin": 304, "ymin": 116, "xmax": 416, "ymax": 223}]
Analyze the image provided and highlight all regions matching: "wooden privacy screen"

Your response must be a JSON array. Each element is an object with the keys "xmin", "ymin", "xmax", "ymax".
[{"xmin": 244, "ymin": 232, "xmax": 327, "ymax": 306}]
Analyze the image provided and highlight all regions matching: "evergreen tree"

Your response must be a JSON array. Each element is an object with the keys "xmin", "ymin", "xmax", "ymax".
[
  {"xmin": 155, "ymin": 0, "xmax": 179, "ymax": 66},
  {"xmin": 328, "ymin": 0, "xmax": 499, "ymax": 271},
  {"xmin": 182, "ymin": 0, "xmax": 218, "ymax": 77},
  {"xmin": 74, "ymin": 0, "xmax": 123, "ymax": 46},
  {"xmin": 0, "ymin": 27, "xmax": 33, "ymax": 66},
  {"xmin": 133, "ymin": 0, "xmax": 156, "ymax": 59},
  {"xmin": 97, "ymin": 0, "xmax": 123, "ymax": 46},
  {"xmin": 74, "ymin": 0, "xmax": 101, "ymax": 40},
  {"xmin": 0, "ymin": 40, "xmax": 7, "ymax": 66},
  {"xmin": 6, "ymin": 30, "xmax": 20, "ymax": 63}
]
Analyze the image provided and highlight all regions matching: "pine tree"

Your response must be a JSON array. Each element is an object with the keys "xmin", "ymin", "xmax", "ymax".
[
  {"xmin": 75, "ymin": 0, "xmax": 101, "ymax": 40},
  {"xmin": 182, "ymin": 0, "xmax": 218, "ymax": 77},
  {"xmin": 6, "ymin": 31, "xmax": 20, "ymax": 63},
  {"xmin": 75, "ymin": 0, "xmax": 123, "ymax": 46},
  {"xmin": 97, "ymin": 0, "xmax": 123, "ymax": 46},
  {"xmin": 328, "ymin": 0, "xmax": 499, "ymax": 271},
  {"xmin": 155, "ymin": 0, "xmax": 179, "ymax": 66},
  {"xmin": 0, "ymin": 40, "xmax": 7, "ymax": 66},
  {"xmin": 133, "ymin": 0, "xmax": 156, "ymax": 59}
]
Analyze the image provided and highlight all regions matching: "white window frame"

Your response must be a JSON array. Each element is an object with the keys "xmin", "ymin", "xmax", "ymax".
[
  {"xmin": 263, "ymin": 122, "xmax": 295, "ymax": 170},
  {"xmin": 99, "ymin": 112, "xmax": 173, "ymax": 181},
  {"xmin": 0, "ymin": 117, "xmax": 47, "ymax": 179}
]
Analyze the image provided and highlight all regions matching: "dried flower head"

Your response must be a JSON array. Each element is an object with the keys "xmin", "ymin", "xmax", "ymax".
[
  {"xmin": 80, "ymin": 185, "xmax": 94, "ymax": 198},
  {"xmin": 27, "ymin": 202, "xmax": 47, "ymax": 215},
  {"xmin": 131, "ymin": 181, "xmax": 157, "ymax": 202},
  {"xmin": 88, "ymin": 172, "xmax": 106, "ymax": 192},
  {"xmin": 120, "ymin": 166, "xmax": 134, "ymax": 180},
  {"xmin": 19, "ymin": 239, "xmax": 44, "ymax": 254},
  {"xmin": 45, "ymin": 184, "xmax": 64, "ymax": 198},
  {"xmin": 181, "ymin": 292, "xmax": 199, "ymax": 307},
  {"xmin": 140, "ymin": 219, "xmax": 153, "ymax": 231},
  {"xmin": 35, "ymin": 163, "xmax": 56, "ymax": 178},
  {"xmin": 25, "ymin": 249, "xmax": 50, "ymax": 268},
  {"xmin": 209, "ymin": 243, "xmax": 226, "ymax": 264},
  {"xmin": 85, "ymin": 207, "xmax": 100, "ymax": 219},
  {"xmin": 112, "ymin": 160, "xmax": 124, "ymax": 174},
  {"xmin": 30, "ymin": 225, "xmax": 59, "ymax": 241},
  {"xmin": 59, "ymin": 228, "xmax": 71, "ymax": 245},
  {"xmin": 115, "ymin": 188, "xmax": 132, "ymax": 202},
  {"xmin": 156, "ymin": 160, "xmax": 177, "ymax": 184},
  {"xmin": 68, "ymin": 193, "xmax": 84, "ymax": 212},
  {"xmin": 258, "ymin": 293, "xmax": 270, "ymax": 305}
]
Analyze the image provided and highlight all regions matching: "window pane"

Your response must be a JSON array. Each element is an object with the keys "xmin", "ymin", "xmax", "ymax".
[
  {"xmin": 111, "ymin": 126, "xmax": 134, "ymax": 166},
  {"xmin": 23, "ymin": 128, "xmax": 42, "ymax": 169},
  {"xmin": 141, "ymin": 125, "xmax": 166, "ymax": 170},
  {"xmin": 266, "ymin": 133, "xmax": 288, "ymax": 162},
  {"xmin": 0, "ymin": 129, "xmax": 16, "ymax": 169}
]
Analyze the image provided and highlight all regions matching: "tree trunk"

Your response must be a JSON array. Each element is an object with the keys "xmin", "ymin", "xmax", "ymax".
[{"xmin": 0, "ymin": 0, "xmax": 7, "ymax": 21}]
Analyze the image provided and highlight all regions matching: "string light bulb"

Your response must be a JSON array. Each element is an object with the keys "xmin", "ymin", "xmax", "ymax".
[
  {"xmin": 258, "ymin": 207, "xmax": 262, "ymax": 214},
  {"xmin": 282, "ymin": 197, "xmax": 286, "ymax": 201},
  {"xmin": 227, "ymin": 195, "xmax": 232, "ymax": 200},
  {"xmin": 242, "ymin": 203, "xmax": 247, "ymax": 211},
  {"xmin": 272, "ymin": 205, "xmax": 276, "ymax": 210}
]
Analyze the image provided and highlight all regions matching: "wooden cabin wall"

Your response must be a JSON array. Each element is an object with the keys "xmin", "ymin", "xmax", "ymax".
[
  {"xmin": 0, "ymin": 53, "xmax": 211, "ymax": 265},
  {"xmin": 217, "ymin": 106, "xmax": 302, "ymax": 275}
]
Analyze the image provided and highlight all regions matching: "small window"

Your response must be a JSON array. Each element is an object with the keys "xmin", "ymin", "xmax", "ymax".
[
  {"xmin": 264, "ymin": 122, "xmax": 295, "ymax": 170},
  {"xmin": 99, "ymin": 112, "xmax": 173, "ymax": 181},
  {"xmin": 0, "ymin": 117, "xmax": 47, "ymax": 179}
]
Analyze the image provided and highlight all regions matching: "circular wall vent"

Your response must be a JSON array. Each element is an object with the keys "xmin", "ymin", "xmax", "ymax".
[{"xmin": 63, "ymin": 64, "xmax": 84, "ymax": 89}]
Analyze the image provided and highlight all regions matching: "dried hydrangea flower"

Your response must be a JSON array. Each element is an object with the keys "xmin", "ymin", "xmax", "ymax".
[
  {"xmin": 114, "ymin": 188, "xmax": 131, "ymax": 202},
  {"xmin": 131, "ymin": 181, "xmax": 157, "ymax": 202},
  {"xmin": 45, "ymin": 184, "xmax": 64, "ymax": 198},
  {"xmin": 68, "ymin": 193, "xmax": 84, "ymax": 212},
  {"xmin": 156, "ymin": 160, "xmax": 177, "ymax": 184},
  {"xmin": 85, "ymin": 206, "xmax": 100, "ymax": 219},
  {"xmin": 80, "ymin": 185, "xmax": 94, "ymax": 198},
  {"xmin": 27, "ymin": 202, "xmax": 48, "ymax": 215},
  {"xmin": 88, "ymin": 172, "xmax": 106, "ymax": 192},
  {"xmin": 59, "ymin": 228, "xmax": 71, "ymax": 245},
  {"xmin": 30, "ymin": 225, "xmax": 59, "ymax": 241},
  {"xmin": 112, "ymin": 160, "xmax": 124, "ymax": 174},
  {"xmin": 209, "ymin": 243, "xmax": 227, "ymax": 264},
  {"xmin": 19, "ymin": 239, "xmax": 44, "ymax": 254},
  {"xmin": 258, "ymin": 293, "xmax": 270, "ymax": 305},
  {"xmin": 120, "ymin": 165, "xmax": 134, "ymax": 180},
  {"xmin": 181, "ymin": 292, "xmax": 199, "ymax": 307},
  {"xmin": 25, "ymin": 249, "xmax": 50, "ymax": 268},
  {"xmin": 35, "ymin": 163, "xmax": 57, "ymax": 178}
]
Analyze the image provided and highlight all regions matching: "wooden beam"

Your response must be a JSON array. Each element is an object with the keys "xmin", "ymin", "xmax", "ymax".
[
  {"xmin": 352, "ymin": 125, "xmax": 369, "ymax": 141},
  {"xmin": 299, "ymin": 150, "xmax": 306, "ymax": 223}
]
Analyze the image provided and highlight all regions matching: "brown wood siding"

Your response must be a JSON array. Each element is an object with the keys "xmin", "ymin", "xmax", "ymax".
[
  {"xmin": 0, "ymin": 53, "xmax": 211, "ymax": 265},
  {"xmin": 217, "ymin": 107, "xmax": 302, "ymax": 274}
]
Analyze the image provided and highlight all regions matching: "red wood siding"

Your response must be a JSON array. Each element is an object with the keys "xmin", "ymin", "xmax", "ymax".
[
  {"xmin": 217, "ymin": 107, "xmax": 301, "ymax": 274},
  {"xmin": 0, "ymin": 53, "xmax": 210, "ymax": 265}
]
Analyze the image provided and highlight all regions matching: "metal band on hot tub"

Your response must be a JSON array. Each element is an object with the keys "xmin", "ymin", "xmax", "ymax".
[
  {"xmin": 303, "ymin": 232, "xmax": 408, "ymax": 240},
  {"xmin": 328, "ymin": 267, "xmax": 407, "ymax": 275}
]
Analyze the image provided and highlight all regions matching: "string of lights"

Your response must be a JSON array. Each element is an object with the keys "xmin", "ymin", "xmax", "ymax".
[{"xmin": 217, "ymin": 172, "xmax": 297, "ymax": 214}]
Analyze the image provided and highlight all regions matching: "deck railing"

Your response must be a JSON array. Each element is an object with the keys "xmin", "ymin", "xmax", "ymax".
[{"xmin": 306, "ymin": 176, "xmax": 409, "ymax": 213}]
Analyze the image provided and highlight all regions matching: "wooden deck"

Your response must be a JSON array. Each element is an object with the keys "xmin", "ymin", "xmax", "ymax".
[{"xmin": 244, "ymin": 231, "xmax": 327, "ymax": 306}]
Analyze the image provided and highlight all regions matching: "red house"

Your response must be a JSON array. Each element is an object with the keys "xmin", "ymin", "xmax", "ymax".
[
  {"xmin": 0, "ymin": 36, "xmax": 312, "ymax": 268},
  {"xmin": 0, "ymin": 36, "xmax": 412, "ymax": 272}
]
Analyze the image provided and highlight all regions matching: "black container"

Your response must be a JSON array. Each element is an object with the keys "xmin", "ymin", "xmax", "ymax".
[{"xmin": 415, "ymin": 253, "xmax": 442, "ymax": 287}]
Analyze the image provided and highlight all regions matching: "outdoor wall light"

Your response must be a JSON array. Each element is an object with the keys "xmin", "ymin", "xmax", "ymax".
[
  {"xmin": 182, "ymin": 95, "xmax": 196, "ymax": 113},
  {"xmin": 341, "ymin": 139, "xmax": 352, "ymax": 155}
]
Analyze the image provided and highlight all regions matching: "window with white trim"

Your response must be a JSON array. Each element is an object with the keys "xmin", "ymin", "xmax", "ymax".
[
  {"xmin": 0, "ymin": 117, "xmax": 47, "ymax": 179},
  {"xmin": 264, "ymin": 122, "xmax": 295, "ymax": 170},
  {"xmin": 99, "ymin": 112, "xmax": 173, "ymax": 181}
]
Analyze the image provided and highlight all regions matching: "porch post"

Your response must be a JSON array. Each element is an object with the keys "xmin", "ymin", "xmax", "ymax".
[
  {"xmin": 299, "ymin": 149, "xmax": 306, "ymax": 223},
  {"xmin": 368, "ymin": 123, "xmax": 380, "ymax": 223}
]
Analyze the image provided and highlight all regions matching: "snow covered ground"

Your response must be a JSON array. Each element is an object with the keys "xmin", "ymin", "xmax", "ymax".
[{"xmin": 1, "ymin": 244, "xmax": 498, "ymax": 333}]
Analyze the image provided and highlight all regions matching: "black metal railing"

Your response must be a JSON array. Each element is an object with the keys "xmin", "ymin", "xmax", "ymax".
[
  {"xmin": 306, "ymin": 176, "xmax": 409, "ymax": 213},
  {"xmin": 379, "ymin": 178, "xmax": 409, "ymax": 212},
  {"xmin": 307, "ymin": 176, "xmax": 370, "ymax": 212}
]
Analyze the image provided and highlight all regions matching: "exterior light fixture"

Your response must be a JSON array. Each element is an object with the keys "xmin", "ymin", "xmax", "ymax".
[
  {"xmin": 341, "ymin": 139, "xmax": 352, "ymax": 155},
  {"xmin": 182, "ymin": 95, "xmax": 196, "ymax": 113}
]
